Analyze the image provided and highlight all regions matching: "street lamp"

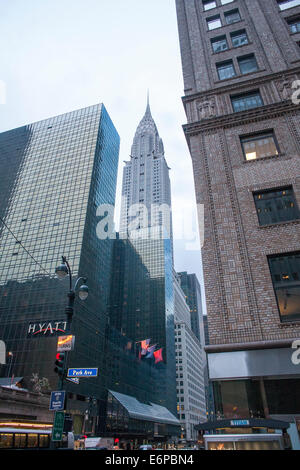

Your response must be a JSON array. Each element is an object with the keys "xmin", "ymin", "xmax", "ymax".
[
  {"xmin": 55, "ymin": 256, "xmax": 89, "ymax": 322},
  {"xmin": 7, "ymin": 352, "xmax": 13, "ymax": 379}
]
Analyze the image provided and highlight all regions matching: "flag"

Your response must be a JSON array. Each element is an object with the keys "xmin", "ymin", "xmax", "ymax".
[
  {"xmin": 140, "ymin": 339, "xmax": 151, "ymax": 356},
  {"xmin": 154, "ymin": 348, "xmax": 163, "ymax": 364},
  {"xmin": 145, "ymin": 344, "xmax": 157, "ymax": 359}
]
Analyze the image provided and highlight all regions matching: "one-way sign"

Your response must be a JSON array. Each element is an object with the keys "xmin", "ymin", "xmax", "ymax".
[
  {"xmin": 49, "ymin": 391, "xmax": 66, "ymax": 411},
  {"xmin": 51, "ymin": 411, "xmax": 65, "ymax": 442},
  {"xmin": 67, "ymin": 368, "xmax": 98, "ymax": 378}
]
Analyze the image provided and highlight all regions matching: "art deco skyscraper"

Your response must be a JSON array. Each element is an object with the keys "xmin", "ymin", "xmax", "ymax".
[
  {"xmin": 110, "ymin": 100, "xmax": 178, "ymax": 416},
  {"xmin": 120, "ymin": 98, "xmax": 172, "ymax": 241},
  {"xmin": 176, "ymin": 0, "xmax": 300, "ymax": 435}
]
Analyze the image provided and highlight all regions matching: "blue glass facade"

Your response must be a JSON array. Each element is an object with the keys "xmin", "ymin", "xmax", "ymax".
[{"xmin": 0, "ymin": 104, "xmax": 120, "ymax": 431}]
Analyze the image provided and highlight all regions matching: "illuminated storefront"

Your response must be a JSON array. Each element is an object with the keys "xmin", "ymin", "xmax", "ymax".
[{"xmin": 196, "ymin": 418, "xmax": 290, "ymax": 451}]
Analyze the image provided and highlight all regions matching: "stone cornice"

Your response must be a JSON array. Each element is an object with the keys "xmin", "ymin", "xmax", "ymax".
[
  {"xmin": 183, "ymin": 100, "xmax": 300, "ymax": 136},
  {"xmin": 182, "ymin": 65, "xmax": 300, "ymax": 104}
]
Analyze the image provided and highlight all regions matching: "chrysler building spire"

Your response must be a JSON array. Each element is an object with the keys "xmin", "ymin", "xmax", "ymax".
[{"xmin": 120, "ymin": 98, "xmax": 172, "ymax": 238}]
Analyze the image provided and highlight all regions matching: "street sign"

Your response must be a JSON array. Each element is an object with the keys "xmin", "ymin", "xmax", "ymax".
[
  {"xmin": 0, "ymin": 341, "xmax": 5, "ymax": 365},
  {"xmin": 66, "ymin": 377, "xmax": 80, "ymax": 385},
  {"xmin": 50, "ymin": 391, "xmax": 66, "ymax": 411},
  {"xmin": 67, "ymin": 368, "xmax": 98, "ymax": 378},
  {"xmin": 57, "ymin": 335, "xmax": 75, "ymax": 352},
  {"xmin": 51, "ymin": 411, "xmax": 65, "ymax": 442}
]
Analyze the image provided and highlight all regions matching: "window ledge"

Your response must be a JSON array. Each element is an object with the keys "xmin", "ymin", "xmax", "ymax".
[
  {"xmin": 278, "ymin": 320, "xmax": 300, "ymax": 327},
  {"xmin": 243, "ymin": 153, "xmax": 286, "ymax": 163},
  {"xmin": 258, "ymin": 218, "xmax": 300, "ymax": 229}
]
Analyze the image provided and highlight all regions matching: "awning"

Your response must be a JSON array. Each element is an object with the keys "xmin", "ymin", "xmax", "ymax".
[
  {"xmin": 0, "ymin": 377, "xmax": 24, "ymax": 387},
  {"xmin": 108, "ymin": 390, "xmax": 180, "ymax": 426},
  {"xmin": 195, "ymin": 418, "xmax": 290, "ymax": 431}
]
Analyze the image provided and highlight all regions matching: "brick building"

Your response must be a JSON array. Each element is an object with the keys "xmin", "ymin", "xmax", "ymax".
[{"xmin": 176, "ymin": 0, "xmax": 300, "ymax": 443}]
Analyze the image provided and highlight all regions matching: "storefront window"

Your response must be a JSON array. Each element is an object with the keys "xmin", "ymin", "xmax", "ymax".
[
  {"xmin": 27, "ymin": 434, "xmax": 38, "ymax": 448},
  {"xmin": 0, "ymin": 433, "xmax": 13, "ymax": 448},
  {"xmin": 208, "ymin": 439, "xmax": 281, "ymax": 450},
  {"xmin": 208, "ymin": 441, "xmax": 235, "ymax": 450},
  {"xmin": 39, "ymin": 434, "xmax": 49, "ymax": 448},
  {"xmin": 14, "ymin": 434, "xmax": 27, "ymax": 448},
  {"xmin": 213, "ymin": 380, "xmax": 264, "ymax": 419}
]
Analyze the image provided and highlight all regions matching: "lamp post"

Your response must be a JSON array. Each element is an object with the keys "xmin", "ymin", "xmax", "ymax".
[
  {"xmin": 54, "ymin": 256, "xmax": 89, "ymax": 389},
  {"xmin": 55, "ymin": 256, "xmax": 89, "ymax": 323},
  {"xmin": 7, "ymin": 351, "xmax": 13, "ymax": 381}
]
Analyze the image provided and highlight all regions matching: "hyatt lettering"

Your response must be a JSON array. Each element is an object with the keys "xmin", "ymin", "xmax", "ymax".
[{"xmin": 28, "ymin": 321, "xmax": 67, "ymax": 336}]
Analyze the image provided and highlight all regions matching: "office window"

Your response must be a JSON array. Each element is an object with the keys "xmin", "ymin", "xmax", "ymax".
[
  {"xmin": 203, "ymin": 0, "xmax": 216, "ymax": 10},
  {"xmin": 211, "ymin": 35, "xmax": 229, "ymax": 53},
  {"xmin": 238, "ymin": 54, "xmax": 258, "ymax": 74},
  {"xmin": 224, "ymin": 9, "xmax": 241, "ymax": 25},
  {"xmin": 231, "ymin": 91, "xmax": 263, "ymax": 112},
  {"xmin": 268, "ymin": 252, "xmax": 300, "ymax": 322},
  {"xmin": 254, "ymin": 186, "xmax": 300, "ymax": 226},
  {"xmin": 217, "ymin": 60, "xmax": 236, "ymax": 80},
  {"xmin": 241, "ymin": 131, "xmax": 279, "ymax": 160},
  {"xmin": 207, "ymin": 15, "xmax": 222, "ymax": 30},
  {"xmin": 288, "ymin": 17, "xmax": 300, "ymax": 33},
  {"xmin": 231, "ymin": 30, "xmax": 249, "ymax": 47},
  {"xmin": 278, "ymin": 0, "xmax": 300, "ymax": 11}
]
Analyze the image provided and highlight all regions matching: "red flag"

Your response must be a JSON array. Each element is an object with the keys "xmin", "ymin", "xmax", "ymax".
[{"xmin": 154, "ymin": 348, "xmax": 163, "ymax": 364}]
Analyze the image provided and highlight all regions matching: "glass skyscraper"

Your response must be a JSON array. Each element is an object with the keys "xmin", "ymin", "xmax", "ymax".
[
  {"xmin": 0, "ymin": 104, "xmax": 120, "ymax": 433},
  {"xmin": 109, "ymin": 234, "xmax": 177, "ymax": 416},
  {"xmin": 110, "ymin": 100, "xmax": 178, "ymax": 418}
]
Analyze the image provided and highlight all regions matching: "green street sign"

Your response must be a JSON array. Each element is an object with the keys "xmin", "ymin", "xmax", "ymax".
[{"xmin": 51, "ymin": 411, "xmax": 65, "ymax": 442}]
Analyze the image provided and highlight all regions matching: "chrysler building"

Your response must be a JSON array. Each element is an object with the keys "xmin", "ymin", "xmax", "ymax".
[{"xmin": 119, "ymin": 97, "xmax": 172, "ymax": 241}]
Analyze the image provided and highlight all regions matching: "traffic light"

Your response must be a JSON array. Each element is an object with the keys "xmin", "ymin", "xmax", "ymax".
[{"xmin": 54, "ymin": 352, "xmax": 65, "ymax": 376}]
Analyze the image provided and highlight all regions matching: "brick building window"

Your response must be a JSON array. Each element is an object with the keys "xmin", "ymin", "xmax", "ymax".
[
  {"xmin": 240, "ymin": 131, "xmax": 279, "ymax": 160},
  {"xmin": 231, "ymin": 90, "xmax": 263, "ymax": 112},
  {"xmin": 217, "ymin": 60, "xmax": 236, "ymax": 80},
  {"xmin": 211, "ymin": 35, "xmax": 229, "ymax": 53},
  {"xmin": 224, "ymin": 9, "xmax": 241, "ymax": 25},
  {"xmin": 238, "ymin": 54, "xmax": 259, "ymax": 75},
  {"xmin": 203, "ymin": 0, "xmax": 216, "ymax": 10},
  {"xmin": 231, "ymin": 30, "xmax": 249, "ymax": 48},
  {"xmin": 287, "ymin": 17, "xmax": 300, "ymax": 33},
  {"xmin": 278, "ymin": 0, "xmax": 300, "ymax": 11},
  {"xmin": 253, "ymin": 186, "xmax": 300, "ymax": 226},
  {"xmin": 268, "ymin": 252, "xmax": 300, "ymax": 322},
  {"xmin": 207, "ymin": 15, "xmax": 222, "ymax": 30}
]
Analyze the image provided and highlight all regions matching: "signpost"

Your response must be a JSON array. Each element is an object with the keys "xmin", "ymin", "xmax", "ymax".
[
  {"xmin": 51, "ymin": 411, "xmax": 65, "ymax": 442},
  {"xmin": 57, "ymin": 335, "xmax": 75, "ymax": 352},
  {"xmin": 67, "ymin": 368, "xmax": 98, "ymax": 378},
  {"xmin": 66, "ymin": 377, "xmax": 80, "ymax": 385},
  {"xmin": 0, "ymin": 340, "xmax": 5, "ymax": 365},
  {"xmin": 50, "ymin": 391, "xmax": 66, "ymax": 411}
]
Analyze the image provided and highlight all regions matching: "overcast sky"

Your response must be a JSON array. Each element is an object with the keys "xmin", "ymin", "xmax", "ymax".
[{"xmin": 0, "ymin": 0, "xmax": 206, "ymax": 309}]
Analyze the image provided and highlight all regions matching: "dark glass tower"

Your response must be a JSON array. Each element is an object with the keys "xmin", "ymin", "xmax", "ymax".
[
  {"xmin": 0, "ymin": 104, "xmax": 120, "ymax": 432},
  {"xmin": 109, "ymin": 235, "xmax": 177, "ymax": 417}
]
